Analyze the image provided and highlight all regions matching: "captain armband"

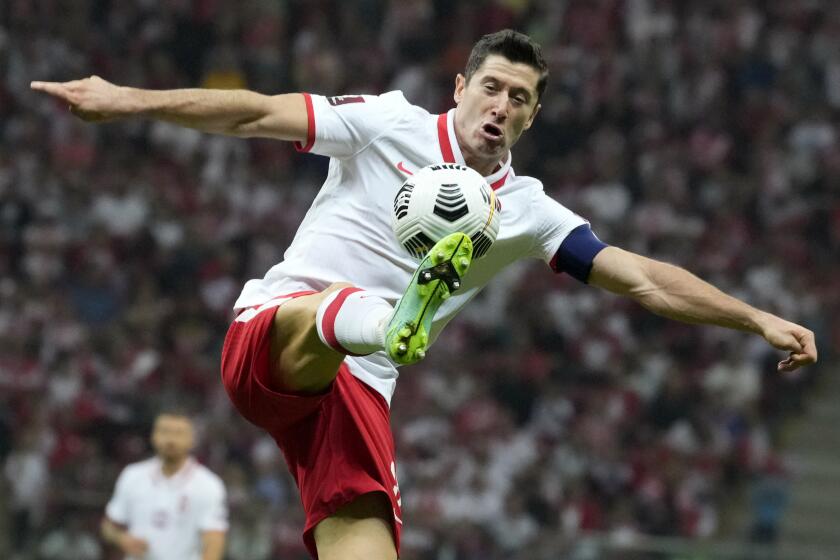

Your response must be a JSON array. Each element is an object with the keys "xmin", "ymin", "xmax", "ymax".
[{"xmin": 549, "ymin": 224, "xmax": 609, "ymax": 283}]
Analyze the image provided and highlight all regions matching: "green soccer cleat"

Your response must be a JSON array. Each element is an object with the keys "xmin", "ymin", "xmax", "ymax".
[{"xmin": 386, "ymin": 232, "xmax": 474, "ymax": 365}]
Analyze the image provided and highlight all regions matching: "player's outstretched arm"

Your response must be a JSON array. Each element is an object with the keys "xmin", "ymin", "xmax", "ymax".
[
  {"xmin": 588, "ymin": 246, "xmax": 818, "ymax": 372},
  {"xmin": 30, "ymin": 76, "xmax": 308, "ymax": 140}
]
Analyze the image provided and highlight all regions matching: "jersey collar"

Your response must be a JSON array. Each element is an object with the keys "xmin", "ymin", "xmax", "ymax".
[
  {"xmin": 437, "ymin": 109, "xmax": 511, "ymax": 190},
  {"xmin": 151, "ymin": 456, "xmax": 195, "ymax": 484}
]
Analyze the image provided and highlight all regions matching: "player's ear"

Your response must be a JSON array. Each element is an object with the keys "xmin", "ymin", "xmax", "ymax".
[
  {"xmin": 454, "ymin": 74, "xmax": 466, "ymax": 104},
  {"xmin": 523, "ymin": 102, "xmax": 541, "ymax": 130}
]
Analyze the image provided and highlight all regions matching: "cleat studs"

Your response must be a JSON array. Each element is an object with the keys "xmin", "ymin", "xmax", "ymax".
[
  {"xmin": 422, "ymin": 271, "xmax": 432, "ymax": 281},
  {"xmin": 397, "ymin": 343, "xmax": 407, "ymax": 354},
  {"xmin": 416, "ymin": 349, "xmax": 426, "ymax": 359},
  {"xmin": 399, "ymin": 327, "xmax": 411, "ymax": 338},
  {"xmin": 452, "ymin": 280, "xmax": 461, "ymax": 290},
  {"xmin": 436, "ymin": 251, "xmax": 446, "ymax": 260},
  {"xmin": 459, "ymin": 257, "xmax": 469, "ymax": 267}
]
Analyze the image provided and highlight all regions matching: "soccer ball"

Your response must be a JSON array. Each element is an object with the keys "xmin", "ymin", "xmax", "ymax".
[{"xmin": 392, "ymin": 163, "xmax": 501, "ymax": 260}]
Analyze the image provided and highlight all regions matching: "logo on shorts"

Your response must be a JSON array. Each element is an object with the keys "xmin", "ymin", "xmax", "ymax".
[{"xmin": 391, "ymin": 461, "xmax": 402, "ymax": 524}]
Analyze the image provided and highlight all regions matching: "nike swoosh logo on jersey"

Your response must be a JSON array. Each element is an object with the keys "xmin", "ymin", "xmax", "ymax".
[{"xmin": 396, "ymin": 161, "xmax": 414, "ymax": 176}]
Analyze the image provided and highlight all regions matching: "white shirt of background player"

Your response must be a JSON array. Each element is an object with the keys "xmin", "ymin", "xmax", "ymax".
[{"xmin": 103, "ymin": 414, "xmax": 227, "ymax": 560}]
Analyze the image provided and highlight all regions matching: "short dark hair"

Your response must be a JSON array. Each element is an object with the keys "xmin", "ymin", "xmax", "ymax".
[{"xmin": 464, "ymin": 29, "xmax": 549, "ymax": 101}]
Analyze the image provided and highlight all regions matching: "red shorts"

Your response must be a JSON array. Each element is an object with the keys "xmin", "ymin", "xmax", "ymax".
[{"xmin": 220, "ymin": 293, "xmax": 402, "ymax": 559}]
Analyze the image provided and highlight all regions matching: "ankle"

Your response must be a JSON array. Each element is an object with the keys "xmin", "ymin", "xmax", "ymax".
[{"xmin": 315, "ymin": 288, "xmax": 392, "ymax": 356}]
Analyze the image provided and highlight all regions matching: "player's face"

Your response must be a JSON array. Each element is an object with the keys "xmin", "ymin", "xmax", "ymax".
[
  {"xmin": 453, "ymin": 54, "xmax": 542, "ymax": 172},
  {"xmin": 151, "ymin": 414, "xmax": 194, "ymax": 462}
]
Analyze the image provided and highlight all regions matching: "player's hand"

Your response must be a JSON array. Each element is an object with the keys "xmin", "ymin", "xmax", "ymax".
[
  {"xmin": 118, "ymin": 533, "xmax": 149, "ymax": 557},
  {"xmin": 758, "ymin": 313, "xmax": 818, "ymax": 373},
  {"xmin": 30, "ymin": 75, "xmax": 131, "ymax": 122}
]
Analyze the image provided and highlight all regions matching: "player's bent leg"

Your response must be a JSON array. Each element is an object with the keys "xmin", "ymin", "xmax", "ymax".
[
  {"xmin": 314, "ymin": 492, "xmax": 398, "ymax": 560},
  {"xmin": 268, "ymin": 233, "xmax": 475, "ymax": 392},
  {"xmin": 386, "ymin": 232, "xmax": 474, "ymax": 365},
  {"xmin": 269, "ymin": 283, "xmax": 352, "ymax": 394},
  {"xmin": 268, "ymin": 282, "xmax": 394, "ymax": 393}
]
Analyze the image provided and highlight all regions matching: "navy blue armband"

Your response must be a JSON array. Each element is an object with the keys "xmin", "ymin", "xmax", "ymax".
[{"xmin": 549, "ymin": 224, "xmax": 609, "ymax": 283}]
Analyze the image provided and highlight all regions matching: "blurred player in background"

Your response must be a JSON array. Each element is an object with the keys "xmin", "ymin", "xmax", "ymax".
[
  {"xmin": 101, "ymin": 410, "xmax": 227, "ymax": 560},
  {"xmin": 33, "ymin": 29, "xmax": 816, "ymax": 560}
]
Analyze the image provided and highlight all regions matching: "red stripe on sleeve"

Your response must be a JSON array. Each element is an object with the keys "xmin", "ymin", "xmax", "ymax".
[
  {"xmin": 437, "ymin": 113, "xmax": 455, "ymax": 163},
  {"xmin": 294, "ymin": 93, "xmax": 316, "ymax": 153},
  {"xmin": 320, "ymin": 287, "xmax": 365, "ymax": 356}
]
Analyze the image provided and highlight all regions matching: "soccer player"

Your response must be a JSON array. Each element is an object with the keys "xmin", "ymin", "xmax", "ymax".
[
  {"xmin": 101, "ymin": 411, "xmax": 228, "ymax": 560},
  {"xmin": 32, "ymin": 29, "xmax": 817, "ymax": 560}
]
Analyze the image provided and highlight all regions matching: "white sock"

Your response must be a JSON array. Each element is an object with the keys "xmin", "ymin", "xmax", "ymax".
[{"xmin": 315, "ymin": 287, "xmax": 392, "ymax": 356}]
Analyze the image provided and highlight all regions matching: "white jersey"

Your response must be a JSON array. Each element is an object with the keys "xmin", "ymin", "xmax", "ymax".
[
  {"xmin": 234, "ymin": 91, "xmax": 587, "ymax": 403},
  {"xmin": 105, "ymin": 457, "xmax": 228, "ymax": 560}
]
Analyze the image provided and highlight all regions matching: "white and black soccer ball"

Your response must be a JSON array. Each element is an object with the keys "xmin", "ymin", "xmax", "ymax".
[{"xmin": 392, "ymin": 163, "xmax": 501, "ymax": 260}]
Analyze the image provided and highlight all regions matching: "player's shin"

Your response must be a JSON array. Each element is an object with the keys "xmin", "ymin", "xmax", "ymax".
[{"xmin": 315, "ymin": 288, "xmax": 392, "ymax": 356}]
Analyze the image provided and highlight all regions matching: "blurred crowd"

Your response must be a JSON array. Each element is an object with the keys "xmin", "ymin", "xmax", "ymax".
[{"xmin": 2, "ymin": 0, "xmax": 839, "ymax": 559}]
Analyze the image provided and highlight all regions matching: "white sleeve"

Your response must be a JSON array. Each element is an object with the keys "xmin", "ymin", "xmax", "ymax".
[
  {"xmin": 294, "ymin": 91, "xmax": 409, "ymax": 159},
  {"xmin": 199, "ymin": 476, "xmax": 229, "ymax": 532},
  {"xmin": 104, "ymin": 468, "xmax": 131, "ymax": 525},
  {"xmin": 528, "ymin": 189, "xmax": 589, "ymax": 263}
]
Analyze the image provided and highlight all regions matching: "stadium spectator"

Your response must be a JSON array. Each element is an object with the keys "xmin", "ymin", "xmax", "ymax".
[
  {"xmin": 37, "ymin": 516, "xmax": 101, "ymax": 560},
  {"xmin": 3, "ymin": 428, "xmax": 48, "ymax": 558}
]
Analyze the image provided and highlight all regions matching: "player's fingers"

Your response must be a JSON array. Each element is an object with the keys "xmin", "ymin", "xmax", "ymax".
[
  {"xmin": 777, "ymin": 357, "xmax": 798, "ymax": 373},
  {"xmin": 777, "ymin": 351, "xmax": 816, "ymax": 373},
  {"xmin": 797, "ymin": 330, "xmax": 818, "ymax": 363},
  {"xmin": 788, "ymin": 332, "xmax": 804, "ymax": 352},
  {"xmin": 69, "ymin": 106, "xmax": 108, "ymax": 122},
  {"xmin": 30, "ymin": 81, "xmax": 71, "ymax": 98},
  {"xmin": 771, "ymin": 331, "xmax": 802, "ymax": 354}
]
